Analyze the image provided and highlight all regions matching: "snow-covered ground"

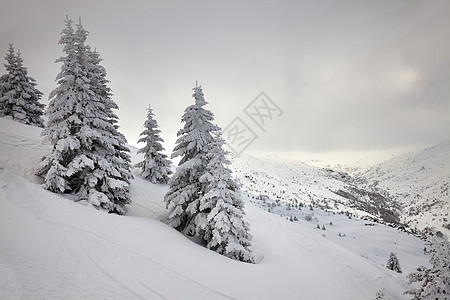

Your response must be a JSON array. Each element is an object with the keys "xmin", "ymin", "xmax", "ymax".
[{"xmin": 0, "ymin": 117, "xmax": 429, "ymax": 299}]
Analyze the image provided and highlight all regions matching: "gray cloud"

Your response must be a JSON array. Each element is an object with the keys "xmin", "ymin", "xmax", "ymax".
[{"xmin": 1, "ymin": 0, "xmax": 449, "ymax": 153}]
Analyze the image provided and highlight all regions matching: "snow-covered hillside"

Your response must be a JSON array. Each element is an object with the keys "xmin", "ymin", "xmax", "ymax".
[
  {"xmin": 230, "ymin": 153, "xmax": 401, "ymax": 225},
  {"xmin": 361, "ymin": 141, "xmax": 450, "ymax": 236},
  {"xmin": 230, "ymin": 142, "xmax": 450, "ymax": 237},
  {"xmin": 0, "ymin": 117, "xmax": 429, "ymax": 299}
]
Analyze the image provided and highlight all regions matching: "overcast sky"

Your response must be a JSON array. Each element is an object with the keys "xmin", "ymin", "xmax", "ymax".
[{"xmin": 1, "ymin": 0, "xmax": 449, "ymax": 154}]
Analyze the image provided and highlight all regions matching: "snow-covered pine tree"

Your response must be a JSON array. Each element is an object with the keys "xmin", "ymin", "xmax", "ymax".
[
  {"xmin": 164, "ymin": 84, "xmax": 218, "ymax": 233},
  {"xmin": 135, "ymin": 105, "xmax": 172, "ymax": 183},
  {"xmin": 404, "ymin": 228, "xmax": 449, "ymax": 299},
  {"xmin": 386, "ymin": 252, "xmax": 402, "ymax": 273},
  {"xmin": 36, "ymin": 17, "xmax": 131, "ymax": 214},
  {"xmin": 194, "ymin": 131, "xmax": 254, "ymax": 263},
  {"xmin": 36, "ymin": 18, "xmax": 80, "ymax": 193},
  {"xmin": 76, "ymin": 35, "xmax": 132, "ymax": 214},
  {"xmin": 375, "ymin": 289, "xmax": 385, "ymax": 300},
  {"xmin": 0, "ymin": 44, "xmax": 45, "ymax": 127},
  {"xmin": 90, "ymin": 48, "xmax": 132, "ymax": 187},
  {"xmin": 0, "ymin": 45, "xmax": 19, "ymax": 117}
]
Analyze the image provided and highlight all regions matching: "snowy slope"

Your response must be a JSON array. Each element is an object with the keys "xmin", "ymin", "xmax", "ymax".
[
  {"xmin": 0, "ymin": 117, "xmax": 428, "ymax": 299},
  {"xmin": 231, "ymin": 153, "xmax": 349, "ymax": 209},
  {"xmin": 230, "ymin": 153, "xmax": 400, "ymax": 223},
  {"xmin": 231, "ymin": 143, "xmax": 450, "ymax": 237},
  {"xmin": 361, "ymin": 141, "xmax": 450, "ymax": 236}
]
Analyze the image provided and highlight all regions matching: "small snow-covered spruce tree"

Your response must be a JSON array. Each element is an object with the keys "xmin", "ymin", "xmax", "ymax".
[
  {"xmin": 386, "ymin": 252, "xmax": 402, "ymax": 273},
  {"xmin": 37, "ymin": 17, "xmax": 131, "ymax": 214},
  {"xmin": 194, "ymin": 131, "xmax": 254, "ymax": 263},
  {"xmin": 164, "ymin": 84, "xmax": 218, "ymax": 233},
  {"xmin": 0, "ymin": 44, "xmax": 44, "ymax": 126},
  {"xmin": 375, "ymin": 289, "xmax": 385, "ymax": 300},
  {"xmin": 404, "ymin": 228, "xmax": 449, "ymax": 300},
  {"xmin": 135, "ymin": 105, "xmax": 172, "ymax": 183}
]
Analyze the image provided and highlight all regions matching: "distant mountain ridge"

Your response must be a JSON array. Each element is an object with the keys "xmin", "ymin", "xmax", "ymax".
[{"xmin": 230, "ymin": 141, "xmax": 450, "ymax": 236}]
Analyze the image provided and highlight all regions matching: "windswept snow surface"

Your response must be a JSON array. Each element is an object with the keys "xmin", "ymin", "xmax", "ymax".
[{"xmin": 0, "ymin": 117, "xmax": 428, "ymax": 299}]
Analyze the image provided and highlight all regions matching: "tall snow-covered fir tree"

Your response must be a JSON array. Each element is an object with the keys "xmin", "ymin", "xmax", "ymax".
[
  {"xmin": 135, "ymin": 105, "xmax": 172, "ymax": 183},
  {"xmin": 164, "ymin": 84, "xmax": 218, "ymax": 234},
  {"xmin": 164, "ymin": 84, "xmax": 254, "ymax": 262},
  {"xmin": 404, "ymin": 228, "xmax": 449, "ymax": 300},
  {"xmin": 194, "ymin": 131, "xmax": 254, "ymax": 263},
  {"xmin": 0, "ymin": 44, "xmax": 45, "ymax": 127},
  {"xmin": 36, "ymin": 17, "xmax": 132, "ymax": 214}
]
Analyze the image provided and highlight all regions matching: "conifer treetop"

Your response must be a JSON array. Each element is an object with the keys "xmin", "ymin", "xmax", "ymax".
[
  {"xmin": 0, "ymin": 43, "xmax": 44, "ymax": 126},
  {"xmin": 135, "ymin": 104, "xmax": 172, "ymax": 184},
  {"xmin": 172, "ymin": 84, "xmax": 218, "ymax": 164}
]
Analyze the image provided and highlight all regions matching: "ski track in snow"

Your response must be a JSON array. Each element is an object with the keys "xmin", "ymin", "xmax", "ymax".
[{"xmin": 0, "ymin": 117, "xmax": 431, "ymax": 299}]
